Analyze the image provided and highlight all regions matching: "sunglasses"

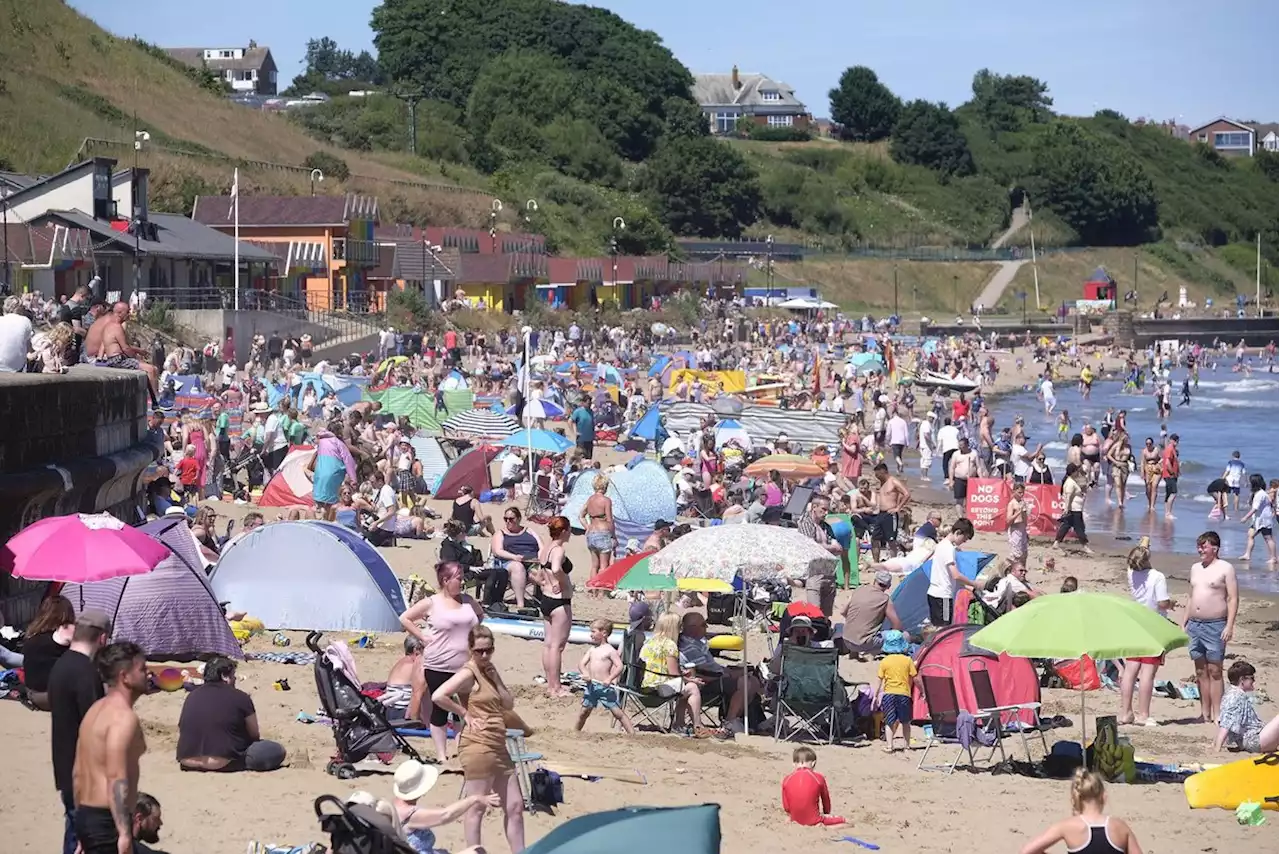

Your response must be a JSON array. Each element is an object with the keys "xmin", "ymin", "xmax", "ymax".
[
  {"xmin": 504, "ymin": 516, "xmax": 519, "ymax": 522},
  {"xmin": 473, "ymin": 647, "xmax": 495, "ymax": 656}
]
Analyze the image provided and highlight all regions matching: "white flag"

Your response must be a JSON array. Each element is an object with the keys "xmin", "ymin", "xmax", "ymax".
[{"xmin": 230, "ymin": 167, "xmax": 238, "ymax": 199}]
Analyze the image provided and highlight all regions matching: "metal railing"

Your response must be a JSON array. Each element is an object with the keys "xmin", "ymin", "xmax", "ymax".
[{"xmin": 139, "ymin": 287, "xmax": 386, "ymax": 341}]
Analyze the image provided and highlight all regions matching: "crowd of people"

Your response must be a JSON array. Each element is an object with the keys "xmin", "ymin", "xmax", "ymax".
[{"xmin": 5, "ymin": 287, "xmax": 1278, "ymax": 854}]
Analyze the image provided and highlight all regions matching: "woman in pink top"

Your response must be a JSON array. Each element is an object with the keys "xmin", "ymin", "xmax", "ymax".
[{"xmin": 399, "ymin": 561, "xmax": 483, "ymax": 762}]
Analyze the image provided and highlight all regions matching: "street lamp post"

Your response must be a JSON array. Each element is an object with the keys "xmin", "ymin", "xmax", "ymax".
[
  {"xmin": 952, "ymin": 274, "xmax": 959, "ymax": 315},
  {"xmin": 2, "ymin": 188, "xmax": 10, "ymax": 293},
  {"xmin": 893, "ymin": 263, "xmax": 899, "ymax": 318},
  {"xmin": 765, "ymin": 234, "xmax": 774, "ymax": 296},
  {"xmin": 1132, "ymin": 252, "xmax": 1138, "ymax": 309},
  {"xmin": 310, "ymin": 169, "xmax": 324, "ymax": 196},
  {"xmin": 489, "ymin": 199, "xmax": 502, "ymax": 253},
  {"xmin": 524, "ymin": 199, "xmax": 538, "ymax": 229},
  {"xmin": 1019, "ymin": 290, "xmax": 1028, "ymax": 324},
  {"xmin": 132, "ymin": 129, "xmax": 150, "ymax": 299}
]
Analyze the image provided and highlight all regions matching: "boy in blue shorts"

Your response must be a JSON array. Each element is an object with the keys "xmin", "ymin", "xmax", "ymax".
[
  {"xmin": 575, "ymin": 618, "xmax": 634, "ymax": 733},
  {"xmin": 875, "ymin": 630, "xmax": 918, "ymax": 753}
]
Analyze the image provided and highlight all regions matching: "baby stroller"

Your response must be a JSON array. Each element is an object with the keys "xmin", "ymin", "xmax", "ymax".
[
  {"xmin": 305, "ymin": 632, "xmax": 423, "ymax": 779},
  {"xmin": 222, "ymin": 439, "xmax": 266, "ymax": 501}
]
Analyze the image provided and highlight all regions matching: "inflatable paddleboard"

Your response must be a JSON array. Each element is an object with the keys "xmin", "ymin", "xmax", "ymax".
[
  {"xmin": 487, "ymin": 616, "xmax": 624, "ymax": 647},
  {"xmin": 1184, "ymin": 752, "xmax": 1278, "ymax": 811}
]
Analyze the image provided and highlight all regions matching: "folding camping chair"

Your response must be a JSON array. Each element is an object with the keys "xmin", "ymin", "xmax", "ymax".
[
  {"xmin": 772, "ymin": 644, "xmax": 845, "ymax": 744},
  {"xmin": 917, "ymin": 664, "xmax": 1006, "ymax": 773},
  {"xmin": 614, "ymin": 628, "xmax": 681, "ymax": 732},
  {"xmin": 780, "ymin": 486, "xmax": 814, "ymax": 527},
  {"xmin": 506, "ymin": 729, "xmax": 543, "ymax": 811},
  {"xmin": 967, "ymin": 660, "xmax": 1048, "ymax": 762},
  {"xmin": 525, "ymin": 470, "xmax": 561, "ymax": 523}
]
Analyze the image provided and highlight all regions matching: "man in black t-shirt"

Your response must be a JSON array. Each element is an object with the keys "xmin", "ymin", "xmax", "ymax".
[
  {"xmin": 176, "ymin": 656, "xmax": 286, "ymax": 772},
  {"xmin": 266, "ymin": 330, "xmax": 283, "ymax": 367},
  {"xmin": 47, "ymin": 609, "xmax": 111, "ymax": 854}
]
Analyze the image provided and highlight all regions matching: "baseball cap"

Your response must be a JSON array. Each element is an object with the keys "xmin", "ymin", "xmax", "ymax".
[
  {"xmin": 76, "ymin": 608, "xmax": 113, "ymax": 634},
  {"xmin": 874, "ymin": 570, "xmax": 893, "ymax": 587},
  {"xmin": 628, "ymin": 601, "xmax": 653, "ymax": 631},
  {"xmin": 788, "ymin": 615, "xmax": 813, "ymax": 630},
  {"xmin": 653, "ymin": 519, "xmax": 671, "ymax": 530}
]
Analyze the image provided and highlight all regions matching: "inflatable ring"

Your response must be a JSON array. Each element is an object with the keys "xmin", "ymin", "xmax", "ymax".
[{"xmin": 709, "ymin": 634, "xmax": 744, "ymax": 652}]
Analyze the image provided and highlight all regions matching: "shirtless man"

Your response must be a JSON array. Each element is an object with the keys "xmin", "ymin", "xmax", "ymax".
[
  {"xmin": 73, "ymin": 641, "xmax": 148, "ymax": 854},
  {"xmin": 866, "ymin": 462, "xmax": 911, "ymax": 562},
  {"xmin": 977, "ymin": 406, "xmax": 996, "ymax": 477},
  {"xmin": 82, "ymin": 303, "xmax": 159, "ymax": 395},
  {"xmin": 1180, "ymin": 531, "xmax": 1238, "ymax": 724},
  {"xmin": 948, "ymin": 436, "xmax": 980, "ymax": 511}
]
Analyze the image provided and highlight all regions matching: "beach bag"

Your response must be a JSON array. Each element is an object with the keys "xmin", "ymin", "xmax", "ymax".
[
  {"xmin": 529, "ymin": 769, "xmax": 564, "ymax": 809},
  {"xmin": 1055, "ymin": 656, "xmax": 1101, "ymax": 691}
]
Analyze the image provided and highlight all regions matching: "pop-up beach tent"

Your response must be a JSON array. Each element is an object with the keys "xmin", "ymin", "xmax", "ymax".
[
  {"xmin": 910, "ymin": 623, "xmax": 1041, "ymax": 726},
  {"xmin": 60, "ymin": 518, "xmax": 241, "ymax": 660},
  {"xmin": 210, "ymin": 521, "xmax": 406, "ymax": 632},
  {"xmin": 258, "ymin": 446, "xmax": 316, "ymax": 507},
  {"xmin": 434, "ymin": 445, "xmax": 500, "ymax": 499},
  {"xmin": 887, "ymin": 550, "xmax": 994, "ymax": 634}
]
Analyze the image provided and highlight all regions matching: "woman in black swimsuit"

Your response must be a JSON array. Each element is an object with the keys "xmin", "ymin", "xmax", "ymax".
[
  {"xmin": 450, "ymin": 485, "xmax": 493, "ymax": 536},
  {"xmin": 536, "ymin": 516, "xmax": 574, "ymax": 698}
]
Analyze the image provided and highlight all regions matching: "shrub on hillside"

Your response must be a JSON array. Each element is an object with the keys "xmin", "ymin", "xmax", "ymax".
[
  {"xmin": 303, "ymin": 151, "xmax": 350, "ymax": 182},
  {"xmin": 748, "ymin": 126, "xmax": 813, "ymax": 142},
  {"xmin": 890, "ymin": 101, "xmax": 975, "ymax": 178}
]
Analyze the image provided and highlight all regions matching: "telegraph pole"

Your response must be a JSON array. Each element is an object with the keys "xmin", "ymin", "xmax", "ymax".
[{"xmin": 391, "ymin": 90, "xmax": 427, "ymax": 155}]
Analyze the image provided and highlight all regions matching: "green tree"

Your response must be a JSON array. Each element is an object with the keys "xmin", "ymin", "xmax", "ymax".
[
  {"xmin": 828, "ymin": 65, "xmax": 901, "ymax": 142},
  {"xmin": 372, "ymin": 0, "xmax": 691, "ymax": 110},
  {"xmin": 287, "ymin": 37, "xmax": 384, "ymax": 96},
  {"xmin": 1029, "ymin": 122, "xmax": 1158, "ymax": 245},
  {"xmin": 641, "ymin": 137, "xmax": 761, "ymax": 237},
  {"xmin": 662, "ymin": 96, "xmax": 710, "ymax": 139},
  {"xmin": 1256, "ymin": 149, "xmax": 1279, "ymax": 183},
  {"xmin": 970, "ymin": 69, "xmax": 1054, "ymax": 132},
  {"xmin": 465, "ymin": 52, "xmax": 577, "ymax": 143},
  {"xmin": 541, "ymin": 117, "xmax": 624, "ymax": 185},
  {"xmin": 890, "ymin": 100, "xmax": 975, "ymax": 177},
  {"xmin": 303, "ymin": 151, "xmax": 350, "ymax": 181}
]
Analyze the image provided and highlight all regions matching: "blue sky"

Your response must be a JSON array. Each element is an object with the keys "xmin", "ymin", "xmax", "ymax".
[{"xmin": 71, "ymin": 0, "xmax": 1278, "ymax": 123}]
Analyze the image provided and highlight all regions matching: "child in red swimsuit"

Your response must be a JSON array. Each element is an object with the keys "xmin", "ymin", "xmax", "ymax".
[{"xmin": 781, "ymin": 746, "xmax": 846, "ymax": 826}]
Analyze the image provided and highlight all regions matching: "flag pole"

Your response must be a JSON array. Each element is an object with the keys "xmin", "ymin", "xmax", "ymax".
[{"xmin": 233, "ymin": 167, "xmax": 240, "ymax": 311}]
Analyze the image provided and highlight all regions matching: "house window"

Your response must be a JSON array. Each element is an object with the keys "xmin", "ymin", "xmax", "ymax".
[
  {"xmin": 714, "ymin": 111, "xmax": 740, "ymax": 133},
  {"xmin": 767, "ymin": 115, "xmax": 794, "ymax": 128},
  {"xmin": 760, "ymin": 90, "xmax": 780, "ymax": 102},
  {"xmin": 238, "ymin": 70, "xmax": 254, "ymax": 82},
  {"xmin": 1266, "ymin": 136, "xmax": 1278, "ymax": 152},
  {"xmin": 220, "ymin": 50, "xmax": 233, "ymax": 58},
  {"xmin": 1213, "ymin": 131, "xmax": 1252, "ymax": 148},
  {"xmin": 1197, "ymin": 133, "xmax": 1207, "ymax": 142}
]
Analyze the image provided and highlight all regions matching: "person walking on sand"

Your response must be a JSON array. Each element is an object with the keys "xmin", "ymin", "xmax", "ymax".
[
  {"xmin": 1120, "ymin": 545, "xmax": 1171, "ymax": 727},
  {"xmin": 1020, "ymin": 769, "xmax": 1143, "ymax": 854},
  {"xmin": 574, "ymin": 618, "xmax": 634, "ymax": 733},
  {"xmin": 1140, "ymin": 437, "xmax": 1162, "ymax": 513},
  {"xmin": 1160, "ymin": 434, "xmax": 1181, "ymax": 519},
  {"xmin": 72, "ymin": 642, "xmax": 149, "ymax": 854},
  {"xmin": 1238, "ymin": 473, "xmax": 1277, "ymax": 567},
  {"xmin": 1181, "ymin": 531, "xmax": 1238, "ymax": 725}
]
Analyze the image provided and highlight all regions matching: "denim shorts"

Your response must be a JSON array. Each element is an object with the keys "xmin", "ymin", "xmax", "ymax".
[
  {"xmin": 582, "ymin": 682, "xmax": 621, "ymax": 710},
  {"xmin": 1186, "ymin": 618, "xmax": 1227, "ymax": 663},
  {"xmin": 586, "ymin": 531, "xmax": 615, "ymax": 553}
]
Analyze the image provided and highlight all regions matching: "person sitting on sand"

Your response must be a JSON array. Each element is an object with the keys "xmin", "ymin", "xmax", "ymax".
[
  {"xmin": 781, "ymin": 746, "xmax": 845, "ymax": 827},
  {"xmin": 382, "ymin": 636, "xmax": 426, "ymax": 725},
  {"xmin": 1020, "ymin": 768, "xmax": 1142, "ymax": 854},
  {"xmin": 176, "ymin": 656, "xmax": 286, "ymax": 772},
  {"xmin": 639, "ymin": 613, "xmax": 716, "ymax": 738},
  {"xmin": 390, "ymin": 760, "xmax": 495, "ymax": 854},
  {"xmin": 1215, "ymin": 661, "xmax": 1266, "ymax": 752}
]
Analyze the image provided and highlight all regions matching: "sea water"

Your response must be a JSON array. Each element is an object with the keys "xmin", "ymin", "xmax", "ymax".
[{"xmin": 988, "ymin": 367, "xmax": 1279, "ymax": 593}]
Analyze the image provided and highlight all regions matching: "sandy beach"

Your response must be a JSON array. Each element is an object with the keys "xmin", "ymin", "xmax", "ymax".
[{"xmin": 3, "ymin": 345, "xmax": 1275, "ymax": 853}]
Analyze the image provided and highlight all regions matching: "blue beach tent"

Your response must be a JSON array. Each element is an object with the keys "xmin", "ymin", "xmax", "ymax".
[{"xmin": 887, "ymin": 551, "xmax": 995, "ymax": 633}]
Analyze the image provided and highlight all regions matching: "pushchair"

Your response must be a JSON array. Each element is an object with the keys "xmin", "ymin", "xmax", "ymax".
[
  {"xmin": 222, "ymin": 439, "xmax": 266, "ymax": 501},
  {"xmin": 305, "ymin": 632, "xmax": 423, "ymax": 779}
]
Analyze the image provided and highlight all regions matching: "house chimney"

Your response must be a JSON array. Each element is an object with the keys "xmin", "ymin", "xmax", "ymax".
[
  {"xmin": 248, "ymin": 39, "xmax": 257, "ymax": 49},
  {"xmin": 731, "ymin": 65, "xmax": 740, "ymax": 91}
]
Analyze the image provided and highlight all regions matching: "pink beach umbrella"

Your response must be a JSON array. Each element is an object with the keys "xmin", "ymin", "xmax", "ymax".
[{"xmin": 1, "ymin": 513, "xmax": 171, "ymax": 583}]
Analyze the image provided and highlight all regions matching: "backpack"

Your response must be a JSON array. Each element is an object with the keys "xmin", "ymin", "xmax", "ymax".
[{"xmin": 528, "ymin": 769, "xmax": 564, "ymax": 809}]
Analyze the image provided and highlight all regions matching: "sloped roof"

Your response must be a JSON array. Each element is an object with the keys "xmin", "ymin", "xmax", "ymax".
[
  {"xmin": 692, "ymin": 72, "xmax": 806, "ymax": 111},
  {"xmin": 192, "ymin": 194, "xmax": 379, "ymax": 227},
  {"xmin": 1250, "ymin": 122, "xmax": 1279, "ymax": 139},
  {"xmin": 1187, "ymin": 116, "xmax": 1255, "ymax": 135},
  {"xmin": 37, "ymin": 210, "xmax": 279, "ymax": 262},
  {"xmin": 166, "ymin": 46, "xmax": 274, "ymax": 72}
]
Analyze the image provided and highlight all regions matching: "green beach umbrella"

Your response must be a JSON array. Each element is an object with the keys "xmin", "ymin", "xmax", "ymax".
[
  {"xmin": 614, "ymin": 553, "xmax": 677, "ymax": 592},
  {"xmin": 971, "ymin": 592, "xmax": 1188, "ymax": 749},
  {"xmin": 969, "ymin": 592, "xmax": 1188, "ymax": 660}
]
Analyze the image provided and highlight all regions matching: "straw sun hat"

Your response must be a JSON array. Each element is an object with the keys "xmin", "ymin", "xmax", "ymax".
[{"xmin": 392, "ymin": 759, "xmax": 440, "ymax": 801}]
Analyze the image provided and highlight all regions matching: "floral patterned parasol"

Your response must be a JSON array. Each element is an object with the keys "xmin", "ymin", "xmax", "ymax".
[{"xmin": 649, "ymin": 523, "xmax": 837, "ymax": 585}]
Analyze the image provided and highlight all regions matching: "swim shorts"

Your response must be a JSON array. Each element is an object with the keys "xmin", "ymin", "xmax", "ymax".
[
  {"xmin": 582, "ymin": 681, "xmax": 621, "ymax": 710},
  {"xmin": 1165, "ymin": 477, "xmax": 1179, "ymax": 499},
  {"xmin": 882, "ymin": 692, "xmax": 912, "ymax": 727},
  {"xmin": 586, "ymin": 531, "xmax": 614, "ymax": 553},
  {"xmin": 1185, "ymin": 618, "xmax": 1227, "ymax": 663}
]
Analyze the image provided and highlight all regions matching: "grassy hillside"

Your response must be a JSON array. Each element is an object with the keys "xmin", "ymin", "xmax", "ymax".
[{"xmin": 0, "ymin": 1, "xmax": 498, "ymax": 225}]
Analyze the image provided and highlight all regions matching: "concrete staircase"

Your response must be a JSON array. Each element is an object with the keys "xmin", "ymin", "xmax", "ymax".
[
  {"xmin": 973, "ymin": 260, "xmax": 1028, "ymax": 313},
  {"xmin": 991, "ymin": 204, "xmax": 1032, "ymax": 250}
]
